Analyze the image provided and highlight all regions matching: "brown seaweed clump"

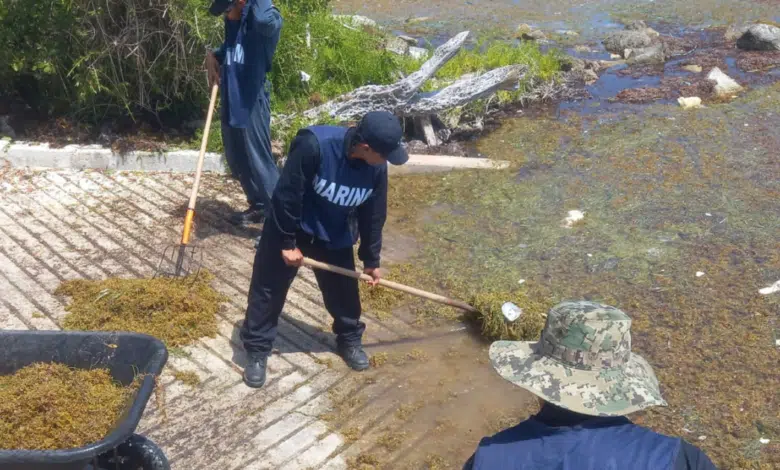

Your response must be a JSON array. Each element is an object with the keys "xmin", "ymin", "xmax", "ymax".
[
  {"xmin": 469, "ymin": 291, "xmax": 550, "ymax": 341},
  {"xmin": 0, "ymin": 363, "xmax": 138, "ymax": 450},
  {"xmin": 56, "ymin": 271, "xmax": 226, "ymax": 347},
  {"xmin": 172, "ymin": 370, "xmax": 201, "ymax": 388}
]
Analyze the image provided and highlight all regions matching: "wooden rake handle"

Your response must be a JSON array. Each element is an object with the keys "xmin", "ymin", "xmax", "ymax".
[
  {"xmin": 302, "ymin": 257, "xmax": 478, "ymax": 313},
  {"xmin": 181, "ymin": 83, "xmax": 220, "ymax": 245}
]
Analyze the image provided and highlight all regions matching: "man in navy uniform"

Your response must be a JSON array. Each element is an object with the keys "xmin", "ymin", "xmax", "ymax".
[
  {"xmin": 465, "ymin": 301, "xmax": 717, "ymax": 470},
  {"xmin": 206, "ymin": 0, "xmax": 281, "ymax": 226},
  {"xmin": 240, "ymin": 111, "xmax": 409, "ymax": 388}
]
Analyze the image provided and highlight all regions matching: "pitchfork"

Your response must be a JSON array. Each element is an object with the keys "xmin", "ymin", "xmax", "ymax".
[{"xmin": 155, "ymin": 84, "xmax": 219, "ymax": 278}]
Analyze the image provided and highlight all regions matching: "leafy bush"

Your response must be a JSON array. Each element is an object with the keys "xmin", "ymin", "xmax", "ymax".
[
  {"xmin": 0, "ymin": 0, "xmax": 407, "ymax": 130},
  {"xmin": 0, "ymin": 0, "xmax": 562, "ymax": 151}
]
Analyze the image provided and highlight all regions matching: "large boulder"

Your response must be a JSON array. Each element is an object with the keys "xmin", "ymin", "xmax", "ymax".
[
  {"xmin": 562, "ymin": 58, "xmax": 600, "ymax": 84},
  {"xmin": 516, "ymin": 24, "xmax": 546, "ymax": 41},
  {"xmin": 385, "ymin": 36, "xmax": 410, "ymax": 55},
  {"xmin": 736, "ymin": 24, "xmax": 780, "ymax": 51},
  {"xmin": 603, "ymin": 31, "xmax": 654, "ymax": 54},
  {"xmin": 707, "ymin": 67, "xmax": 744, "ymax": 97},
  {"xmin": 627, "ymin": 43, "xmax": 668, "ymax": 65}
]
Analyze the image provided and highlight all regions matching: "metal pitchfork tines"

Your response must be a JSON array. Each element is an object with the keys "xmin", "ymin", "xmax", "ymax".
[{"xmin": 155, "ymin": 84, "xmax": 219, "ymax": 279}]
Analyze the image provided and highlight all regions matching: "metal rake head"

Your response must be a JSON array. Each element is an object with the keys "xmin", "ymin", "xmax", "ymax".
[{"xmin": 154, "ymin": 243, "xmax": 204, "ymax": 279}]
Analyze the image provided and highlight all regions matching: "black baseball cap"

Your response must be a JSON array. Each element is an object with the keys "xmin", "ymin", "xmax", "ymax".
[
  {"xmin": 357, "ymin": 111, "xmax": 409, "ymax": 166},
  {"xmin": 208, "ymin": 0, "xmax": 234, "ymax": 15}
]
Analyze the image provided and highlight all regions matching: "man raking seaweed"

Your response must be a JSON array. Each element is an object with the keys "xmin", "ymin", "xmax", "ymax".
[
  {"xmin": 239, "ymin": 111, "xmax": 526, "ymax": 388},
  {"xmin": 239, "ymin": 111, "xmax": 409, "ymax": 388}
]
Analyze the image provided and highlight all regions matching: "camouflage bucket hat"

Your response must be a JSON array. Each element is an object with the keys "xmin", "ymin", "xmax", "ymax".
[{"xmin": 489, "ymin": 301, "xmax": 667, "ymax": 417}]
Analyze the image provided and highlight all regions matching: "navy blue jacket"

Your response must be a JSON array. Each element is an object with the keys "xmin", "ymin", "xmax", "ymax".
[
  {"xmin": 270, "ymin": 126, "xmax": 387, "ymax": 268},
  {"xmin": 464, "ymin": 405, "xmax": 717, "ymax": 470},
  {"xmin": 213, "ymin": 0, "xmax": 281, "ymax": 128}
]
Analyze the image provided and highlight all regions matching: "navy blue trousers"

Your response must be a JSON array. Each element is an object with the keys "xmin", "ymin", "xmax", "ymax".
[
  {"xmin": 240, "ymin": 221, "xmax": 366, "ymax": 356},
  {"xmin": 221, "ymin": 90, "xmax": 279, "ymax": 210}
]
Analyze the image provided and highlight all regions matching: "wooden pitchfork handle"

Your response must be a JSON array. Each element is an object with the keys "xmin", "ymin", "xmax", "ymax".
[
  {"xmin": 180, "ymin": 83, "xmax": 220, "ymax": 246},
  {"xmin": 302, "ymin": 257, "xmax": 478, "ymax": 314}
]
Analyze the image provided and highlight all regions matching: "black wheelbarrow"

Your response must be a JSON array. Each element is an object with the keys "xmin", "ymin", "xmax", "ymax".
[{"xmin": 0, "ymin": 330, "xmax": 169, "ymax": 470}]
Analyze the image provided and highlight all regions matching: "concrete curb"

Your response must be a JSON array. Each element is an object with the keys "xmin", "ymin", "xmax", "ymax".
[
  {"xmin": 392, "ymin": 154, "xmax": 510, "ymax": 174},
  {"xmin": 2, "ymin": 142, "xmax": 227, "ymax": 173},
  {"xmin": 1, "ymin": 142, "xmax": 510, "ymax": 175}
]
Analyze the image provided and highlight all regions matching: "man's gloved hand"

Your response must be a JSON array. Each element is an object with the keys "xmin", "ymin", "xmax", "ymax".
[
  {"xmin": 205, "ymin": 51, "xmax": 221, "ymax": 88},
  {"xmin": 363, "ymin": 267, "xmax": 381, "ymax": 287}
]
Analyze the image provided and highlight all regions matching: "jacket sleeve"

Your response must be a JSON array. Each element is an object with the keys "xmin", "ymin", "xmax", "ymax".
[
  {"xmin": 356, "ymin": 166, "xmax": 388, "ymax": 269},
  {"xmin": 271, "ymin": 131, "xmax": 320, "ymax": 250},
  {"xmin": 675, "ymin": 440, "xmax": 718, "ymax": 470},
  {"xmin": 251, "ymin": 3, "xmax": 282, "ymax": 37},
  {"xmin": 462, "ymin": 453, "xmax": 475, "ymax": 470}
]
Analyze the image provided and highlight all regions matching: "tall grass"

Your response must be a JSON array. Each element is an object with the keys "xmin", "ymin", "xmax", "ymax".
[
  {"xmin": 437, "ymin": 40, "xmax": 562, "ymax": 82},
  {"xmin": 269, "ymin": 9, "xmax": 417, "ymax": 114}
]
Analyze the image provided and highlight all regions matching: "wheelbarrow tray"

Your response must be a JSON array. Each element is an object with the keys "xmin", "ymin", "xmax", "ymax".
[{"xmin": 0, "ymin": 330, "xmax": 168, "ymax": 470}]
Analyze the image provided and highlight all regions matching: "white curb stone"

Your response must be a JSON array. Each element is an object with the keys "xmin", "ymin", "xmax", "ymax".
[
  {"xmin": 389, "ymin": 154, "xmax": 510, "ymax": 174},
  {"xmin": 3, "ymin": 142, "xmax": 227, "ymax": 173},
  {"xmin": 2, "ymin": 143, "xmax": 511, "ymax": 175}
]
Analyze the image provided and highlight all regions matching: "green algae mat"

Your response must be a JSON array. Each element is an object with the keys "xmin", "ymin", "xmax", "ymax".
[
  {"xmin": 56, "ymin": 272, "xmax": 226, "ymax": 347},
  {"xmin": 360, "ymin": 271, "xmax": 548, "ymax": 341},
  {"xmin": 0, "ymin": 363, "xmax": 138, "ymax": 451},
  {"xmin": 361, "ymin": 84, "xmax": 780, "ymax": 468}
]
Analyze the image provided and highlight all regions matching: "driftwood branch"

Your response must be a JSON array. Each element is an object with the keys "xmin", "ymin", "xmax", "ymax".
[
  {"xmin": 303, "ymin": 31, "xmax": 470, "ymax": 121},
  {"xmin": 402, "ymin": 64, "xmax": 526, "ymax": 115},
  {"xmin": 296, "ymin": 31, "xmax": 530, "ymax": 148}
]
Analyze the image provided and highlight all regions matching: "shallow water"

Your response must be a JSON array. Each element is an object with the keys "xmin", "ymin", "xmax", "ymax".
[
  {"xmin": 332, "ymin": 1, "xmax": 780, "ymax": 468},
  {"xmin": 332, "ymin": 0, "xmax": 780, "ymax": 38},
  {"xmin": 377, "ymin": 83, "xmax": 780, "ymax": 468}
]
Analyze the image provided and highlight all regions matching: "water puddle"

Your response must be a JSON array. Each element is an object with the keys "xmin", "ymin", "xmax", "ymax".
[{"xmin": 334, "ymin": 328, "xmax": 536, "ymax": 468}]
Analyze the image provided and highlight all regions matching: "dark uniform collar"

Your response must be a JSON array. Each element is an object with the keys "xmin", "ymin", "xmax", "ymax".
[
  {"xmin": 342, "ymin": 127, "xmax": 357, "ymax": 158},
  {"xmin": 342, "ymin": 127, "xmax": 363, "ymax": 168},
  {"xmin": 533, "ymin": 403, "xmax": 630, "ymax": 428}
]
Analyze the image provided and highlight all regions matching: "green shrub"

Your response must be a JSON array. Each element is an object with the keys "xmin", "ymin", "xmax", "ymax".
[
  {"xmin": 0, "ymin": 0, "xmax": 218, "ymax": 124},
  {"xmin": 268, "ymin": 8, "xmax": 415, "ymax": 114},
  {"xmin": 436, "ymin": 40, "xmax": 562, "ymax": 83},
  {"xmin": 0, "ymin": 0, "xmax": 562, "ymax": 151}
]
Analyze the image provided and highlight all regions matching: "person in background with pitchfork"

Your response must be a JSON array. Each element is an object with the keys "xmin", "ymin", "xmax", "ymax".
[
  {"xmin": 205, "ymin": 0, "xmax": 281, "ymax": 227},
  {"xmin": 240, "ymin": 111, "xmax": 409, "ymax": 388}
]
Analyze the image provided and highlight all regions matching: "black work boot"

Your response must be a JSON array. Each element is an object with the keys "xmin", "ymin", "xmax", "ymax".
[
  {"xmin": 230, "ymin": 206, "xmax": 265, "ymax": 227},
  {"xmin": 337, "ymin": 344, "xmax": 369, "ymax": 371},
  {"xmin": 243, "ymin": 354, "xmax": 268, "ymax": 388}
]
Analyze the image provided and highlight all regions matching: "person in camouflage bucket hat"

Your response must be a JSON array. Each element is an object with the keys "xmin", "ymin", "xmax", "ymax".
[
  {"xmin": 462, "ymin": 301, "xmax": 717, "ymax": 470},
  {"xmin": 489, "ymin": 300, "xmax": 666, "ymax": 416}
]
